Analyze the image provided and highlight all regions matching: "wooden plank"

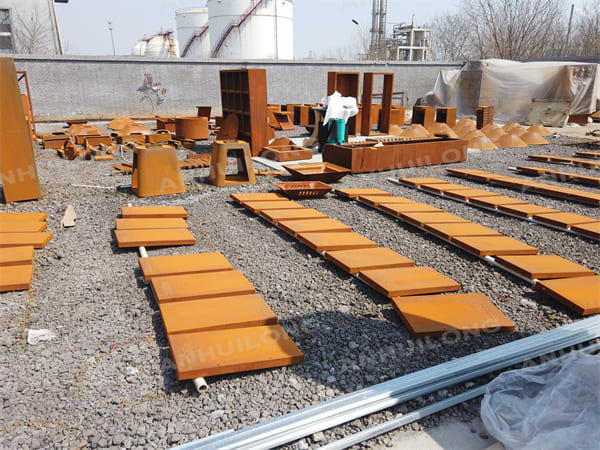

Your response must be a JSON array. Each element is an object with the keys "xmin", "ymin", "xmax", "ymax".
[
  {"xmin": 0, "ymin": 264, "xmax": 33, "ymax": 291},
  {"xmin": 114, "ymin": 229, "xmax": 195, "ymax": 248},
  {"xmin": 138, "ymin": 252, "xmax": 233, "ymax": 281},
  {"xmin": 359, "ymin": 266, "xmax": 460, "ymax": 297},
  {"xmin": 0, "ymin": 232, "xmax": 52, "ymax": 249},
  {"xmin": 120, "ymin": 206, "xmax": 188, "ymax": 219},
  {"xmin": 115, "ymin": 218, "xmax": 189, "ymax": 230}
]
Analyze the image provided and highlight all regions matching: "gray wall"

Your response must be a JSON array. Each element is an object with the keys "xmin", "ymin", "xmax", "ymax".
[{"xmin": 14, "ymin": 55, "xmax": 461, "ymax": 121}]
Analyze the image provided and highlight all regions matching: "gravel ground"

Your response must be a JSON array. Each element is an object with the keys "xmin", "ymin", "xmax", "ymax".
[{"xmin": 1, "ymin": 123, "xmax": 599, "ymax": 449}]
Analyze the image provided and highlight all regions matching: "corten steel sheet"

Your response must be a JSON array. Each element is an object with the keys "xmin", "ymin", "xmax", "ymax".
[
  {"xmin": 443, "ymin": 189, "xmax": 501, "ymax": 201},
  {"xmin": 114, "ymin": 229, "xmax": 195, "ymax": 248},
  {"xmin": 423, "ymin": 223, "xmax": 503, "ymax": 240},
  {"xmin": 398, "ymin": 177, "xmax": 450, "ymax": 187},
  {"xmin": 379, "ymin": 203, "xmax": 443, "ymax": 216},
  {"xmin": 120, "ymin": 206, "xmax": 188, "ymax": 219},
  {"xmin": 494, "ymin": 255, "xmax": 595, "ymax": 279},
  {"xmin": 334, "ymin": 188, "xmax": 392, "ymax": 199},
  {"xmin": 358, "ymin": 195, "xmax": 416, "ymax": 206},
  {"xmin": 497, "ymin": 204, "xmax": 561, "ymax": 218},
  {"xmin": 278, "ymin": 218, "xmax": 352, "ymax": 237},
  {"xmin": 230, "ymin": 192, "xmax": 285, "ymax": 204},
  {"xmin": 260, "ymin": 208, "xmax": 328, "ymax": 224},
  {"xmin": 260, "ymin": 145, "xmax": 312, "ymax": 162},
  {"xmin": 0, "ymin": 232, "xmax": 52, "ymax": 249},
  {"xmin": 138, "ymin": 252, "xmax": 233, "ymax": 281},
  {"xmin": 420, "ymin": 183, "xmax": 473, "ymax": 194},
  {"xmin": 571, "ymin": 222, "xmax": 600, "ymax": 240},
  {"xmin": 528, "ymin": 155, "xmax": 599, "ymax": 168},
  {"xmin": 152, "ymin": 270, "xmax": 255, "ymax": 304},
  {"xmin": 159, "ymin": 294, "xmax": 278, "ymax": 335},
  {"xmin": 297, "ymin": 232, "xmax": 378, "ymax": 252},
  {"xmin": 131, "ymin": 146, "xmax": 186, "ymax": 197},
  {"xmin": 283, "ymin": 162, "xmax": 350, "ymax": 183},
  {"xmin": 391, "ymin": 293, "xmax": 515, "ymax": 338},
  {"xmin": 469, "ymin": 196, "xmax": 529, "ymax": 209},
  {"xmin": 324, "ymin": 247, "xmax": 415, "ymax": 274},
  {"xmin": 0, "ymin": 264, "xmax": 33, "ymax": 292},
  {"xmin": 322, "ymin": 139, "xmax": 467, "ymax": 173},
  {"xmin": 532, "ymin": 212, "xmax": 599, "ymax": 229},
  {"xmin": 168, "ymin": 324, "xmax": 304, "ymax": 380},
  {"xmin": 115, "ymin": 218, "xmax": 189, "ymax": 230},
  {"xmin": 397, "ymin": 212, "xmax": 470, "ymax": 227},
  {"xmin": 175, "ymin": 117, "xmax": 209, "ymax": 140},
  {"xmin": 0, "ymin": 212, "xmax": 47, "ymax": 222},
  {"xmin": 273, "ymin": 181, "xmax": 332, "ymax": 199},
  {"xmin": 452, "ymin": 236, "xmax": 539, "ymax": 256},
  {"xmin": 359, "ymin": 266, "xmax": 460, "ymax": 297},
  {"xmin": 240, "ymin": 200, "xmax": 305, "ymax": 214},
  {"xmin": 0, "ymin": 58, "xmax": 42, "ymax": 203},
  {"xmin": 0, "ymin": 221, "xmax": 47, "ymax": 232},
  {"xmin": 574, "ymin": 151, "xmax": 600, "ymax": 159},
  {"xmin": 536, "ymin": 275, "xmax": 600, "ymax": 316},
  {"xmin": 0, "ymin": 246, "xmax": 33, "ymax": 267}
]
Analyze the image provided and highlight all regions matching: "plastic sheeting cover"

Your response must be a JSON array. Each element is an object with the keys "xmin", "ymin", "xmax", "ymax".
[
  {"xmin": 422, "ymin": 59, "xmax": 599, "ymax": 123},
  {"xmin": 481, "ymin": 349, "xmax": 600, "ymax": 450}
]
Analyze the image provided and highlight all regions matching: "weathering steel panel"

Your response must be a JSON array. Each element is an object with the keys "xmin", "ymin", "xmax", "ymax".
[
  {"xmin": 121, "ymin": 206, "xmax": 188, "ymax": 219},
  {"xmin": 334, "ymin": 188, "xmax": 392, "ymax": 198},
  {"xmin": 260, "ymin": 208, "xmax": 328, "ymax": 224},
  {"xmin": 0, "ymin": 232, "xmax": 53, "ymax": 249},
  {"xmin": 277, "ymin": 218, "xmax": 352, "ymax": 236},
  {"xmin": 323, "ymin": 247, "xmax": 415, "ymax": 274},
  {"xmin": 452, "ymin": 236, "xmax": 539, "ymax": 256},
  {"xmin": 114, "ymin": 229, "xmax": 195, "ymax": 248},
  {"xmin": 138, "ymin": 252, "xmax": 233, "ymax": 281},
  {"xmin": 0, "ymin": 222, "xmax": 47, "ymax": 233},
  {"xmin": 494, "ymin": 255, "xmax": 595, "ymax": 279},
  {"xmin": 496, "ymin": 204, "xmax": 561, "ymax": 218},
  {"xmin": 359, "ymin": 266, "xmax": 460, "ymax": 297},
  {"xmin": 398, "ymin": 212, "xmax": 470, "ymax": 227},
  {"xmin": 297, "ymin": 232, "xmax": 379, "ymax": 252},
  {"xmin": 240, "ymin": 200, "xmax": 305, "ymax": 214},
  {"xmin": 115, "ymin": 218, "xmax": 189, "ymax": 230},
  {"xmin": 423, "ymin": 222, "xmax": 502, "ymax": 240},
  {"xmin": 536, "ymin": 275, "xmax": 600, "ymax": 316},
  {"xmin": 230, "ymin": 192, "xmax": 285, "ymax": 204},
  {"xmin": 0, "ymin": 264, "xmax": 33, "ymax": 292},
  {"xmin": 0, "ymin": 246, "xmax": 34, "ymax": 267}
]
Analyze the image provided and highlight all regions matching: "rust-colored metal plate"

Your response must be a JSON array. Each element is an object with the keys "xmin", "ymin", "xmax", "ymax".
[
  {"xmin": 168, "ymin": 325, "xmax": 304, "ymax": 380},
  {"xmin": 0, "ymin": 245, "xmax": 33, "ymax": 267},
  {"xmin": 159, "ymin": 294, "xmax": 277, "ymax": 334},
  {"xmin": 0, "ymin": 221, "xmax": 47, "ymax": 232},
  {"xmin": 398, "ymin": 177, "xmax": 449, "ymax": 187},
  {"xmin": 571, "ymin": 222, "xmax": 600, "ymax": 240},
  {"xmin": 297, "ymin": 232, "xmax": 378, "ymax": 252},
  {"xmin": 230, "ymin": 192, "xmax": 285, "ymax": 204},
  {"xmin": 115, "ymin": 218, "xmax": 189, "ymax": 230},
  {"xmin": 138, "ymin": 252, "xmax": 233, "ymax": 281},
  {"xmin": 324, "ymin": 247, "xmax": 415, "ymax": 274},
  {"xmin": 359, "ymin": 266, "xmax": 460, "ymax": 297},
  {"xmin": 398, "ymin": 212, "xmax": 470, "ymax": 227},
  {"xmin": 114, "ymin": 229, "xmax": 195, "ymax": 248},
  {"xmin": 452, "ymin": 236, "xmax": 539, "ymax": 256},
  {"xmin": 495, "ymin": 255, "xmax": 595, "ymax": 279},
  {"xmin": 423, "ymin": 222, "xmax": 502, "ymax": 240},
  {"xmin": 0, "ymin": 264, "xmax": 33, "ymax": 292},
  {"xmin": 358, "ymin": 195, "xmax": 415, "ymax": 206},
  {"xmin": 273, "ymin": 181, "xmax": 332, "ymax": 199},
  {"xmin": 0, "ymin": 212, "xmax": 47, "ymax": 222},
  {"xmin": 240, "ymin": 200, "xmax": 305, "ymax": 214},
  {"xmin": 391, "ymin": 293, "xmax": 515, "ymax": 338},
  {"xmin": 278, "ymin": 218, "xmax": 352, "ymax": 237},
  {"xmin": 260, "ymin": 208, "xmax": 328, "ymax": 224},
  {"xmin": 470, "ymin": 196, "xmax": 528, "ymax": 209},
  {"xmin": 497, "ymin": 204, "xmax": 560, "ymax": 218},
  {"xmin": 443, "ymin": 189, "xmax": 501, "ymax": 201},
  {"xmin": 151, "ymin": 270, "xmax": 255, "ymax": 303},
  {"xmin": 536, "ymin": 275, "xmax": 600, "ymax": 316},
  {"xmin": 379, "ymin": 203, "xmax": 443, "ymax": 216},
  {"xmin": 531, "ymin": 213, "xmax": 598, "ymax": 229},
  {"xmin": 334, "ymin": 188, "xmax": 392, "ymax": 199},
  {"xmin": 0, "ymin": 232, "xmax": 52, "ymax": 249},
  {"xmin": 420, "ymin": 183, "xmax": 472, "ymax": 194},
  {"xmin": 121, "ymin": 206, "xmax": 188, "ymax": 219}
]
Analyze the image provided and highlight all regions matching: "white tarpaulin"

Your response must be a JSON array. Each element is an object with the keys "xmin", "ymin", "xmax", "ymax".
[{"xmin": 422, "ymin": 59, "xmax": 599, "ymax": 123}]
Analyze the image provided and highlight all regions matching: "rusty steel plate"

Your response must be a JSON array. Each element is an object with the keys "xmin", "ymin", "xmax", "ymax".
[
  {"xmin": 0, "ymin": 232, "xmax": 52, "ymax": 249},
  {"xmin": 115, "ymin": 218, "xmax": 189, "ymax": 230},
  {"xmin": 470, "ymin": 196, "xmax": 529, "ymax": 209},
  {"xmin": 379, "ymin": 203, "xmax": 443, "ymax": 216},
  {"xmin": 359, "ymin": 266, "xmax": 460, "ymax": 297},
  {"xmin": 0, "ymin": 212, "xmax": 47, "ymax": 222},
  {"xmin": 571, "ymin": 222, "xmax": 600, "ymax": 240},
  {"xmin": 230, "ymin": 192, "xmax": 285, "ymax": 204},
  {"xmin": 531, "ymin": 213, "xmax": 598, "ymax": 229},
  {"xmin": 536, "ymin": 275, "xmax": 600, "ymax": 316},
  {"xmin": 0, "ymin": 264, "xmax": 33, "ymax": 292},
  {"xmin": 297, "ymin": 232, "xmax": 378, "ymax": 252},
  {"xmin": 497, "ymin": 204, "xmax": 561, "ymax": 218},
  {"xmin": 159, "ymin": 294, "xmax": 277, "ymax": 335},
  {"xmin": 334, "ymin": 188, "xmax": 392, "ymax": 199},
  {"xmin": 138, "ymin": 252, "xmax": 233, "ymax": 281},
  {"xmin": 495, "ymin": 255, "xmax": 595, "ymax": 279},
  {"xmin": 420, "ymin": 183, "xmax": 473, "ymax": 194},
  {"xmin": 240, "ymin": 200, "xmax": 305, "ymax": 214},
  {"xmin": 452, "ymin": 236, "xmax": 539, "ymax": 256},
  {"xmin": 278, "ymin": 218, "xmax": 352, "ymax": 237},
  {"xmin": 358, "ymin": 195, "xmax": 416, "ymax": 206},
  {"xmin": 443, "ymin": 189, "xmax": 501, "ymax": 201},
  {"xmin": 423, "ymin": 222, "xmax": 502, "ymax": 240},
  {"xmin": 0, "ymin": 222, "xmax": 47, "ymax": 232},
  {"xmin": 398, "ymin": 211, "xmax": 470, "ymax": 227},
  {"xmin": 324, "ymin": 247, "xmax": 415, "ymax": 274},
  {"xmin": 398, "ymin": 177, "xmax": 450, "ymax": 187},
  {"xmin": 151, "ymin": 270, "xmax": 255, "ymax": 303},
  {"xmin": 121, "ymin": 206, "xmax": 188, "ymax": 219},
  {"xmin": 391, "ymin": 293, "xmax": 515, "ymax": 338},
  {"xmin": 114, "ymin": 229, "xmax": 195, "ymax": 248},
  {"xmin": 0, "ymin": 246, "xmax": 34, "ymax": 267},
  {"xmin": 260, "ymin": 208, "xmax": 328, "ymax": 224},
  {"xmin": 168, "ymin": 325, "xmax": 304, "ymax": 380}
]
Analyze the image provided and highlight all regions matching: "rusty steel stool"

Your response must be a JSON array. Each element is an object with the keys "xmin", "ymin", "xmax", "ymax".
[
  {"xmin": 209, "ymin": 140, "xmax": 256, "ymax": 187},
  {"xmin": 131, "ymin": 145, "xmax": 186, "ymax": 197}
]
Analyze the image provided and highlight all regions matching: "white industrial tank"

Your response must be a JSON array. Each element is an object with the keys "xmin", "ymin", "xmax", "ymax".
[
  {"xmin": 207, "ymin": 0, "xmax": 293, "ymax": 59},
  {"xmin": 131, "ymin": 39, "xmax": 148, "ymax": 56},
  {"xmin": 176, "ymin": 7, "xmax": 211, "ymax": 57},
  {"xmin": 140, "ymin": 32, "xmax": 179, "ymax": 58}
]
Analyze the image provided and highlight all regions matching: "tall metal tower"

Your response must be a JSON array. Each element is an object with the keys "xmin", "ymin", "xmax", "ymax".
[{"xmin": 370, "ymin": 0, "xmax": 387, "ymax": 58}]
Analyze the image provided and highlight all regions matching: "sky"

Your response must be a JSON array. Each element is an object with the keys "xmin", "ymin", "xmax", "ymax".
[{"xmin": 54, "ymin": 0, "xmax": 591, "ymax": 58}]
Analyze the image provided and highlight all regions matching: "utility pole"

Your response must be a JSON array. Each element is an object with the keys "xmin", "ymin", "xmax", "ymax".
[{"xmin": 108, "ymin": 21, "xmax": 116, "ymax": 56}]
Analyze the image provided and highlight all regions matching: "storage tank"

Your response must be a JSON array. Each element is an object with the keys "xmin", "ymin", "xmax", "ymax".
[
  {"xmin": 207, "ymin": 0, "xmax": 293, "ymax": 59},
  {"xmin": 141, "ymin": 32, "xmax": 179, "ymax": 58},
  {"xmin": 176, "ymin": 7, "xmax": 211, "ymax": 57},
  {"xmin": 131, "ymin": 39, "xmax": 148, "ymax": 56}
]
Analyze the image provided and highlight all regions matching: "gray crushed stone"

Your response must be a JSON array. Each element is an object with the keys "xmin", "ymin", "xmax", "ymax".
[{"xmin": 1, "ymin": 122, "xmax": 598, "ymax": 449}]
